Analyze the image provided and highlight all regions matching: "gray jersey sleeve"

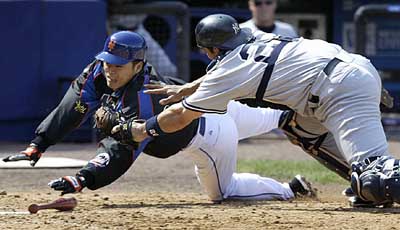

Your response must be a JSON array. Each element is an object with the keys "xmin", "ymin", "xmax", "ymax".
[
  {"xmin": 183, "ymin": 68, "xmax": 249, "ymax": 114},
  {"xmin": 183, "ymin": 38, "xmax": 278, "ymax": 113}
]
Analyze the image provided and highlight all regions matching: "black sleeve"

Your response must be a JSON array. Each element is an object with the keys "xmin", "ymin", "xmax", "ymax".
[
  {"xmin": 77, "ymin": 137, "xmax": 135, "ymax": 190},
  {"xmin": 32, "ymin": 61, "xmax": 106, "ymax": 152}
]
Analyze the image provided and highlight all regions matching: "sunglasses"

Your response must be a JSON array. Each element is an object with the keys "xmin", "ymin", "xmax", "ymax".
[{"xmin": 254, "ymin": 0, "xmax": 274, "ymax": 7}]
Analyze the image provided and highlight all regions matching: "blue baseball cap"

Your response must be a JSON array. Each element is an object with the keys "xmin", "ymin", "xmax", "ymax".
[{"xmin": 95, "ymin": 31, "xmax": 147, "ymax": 65}]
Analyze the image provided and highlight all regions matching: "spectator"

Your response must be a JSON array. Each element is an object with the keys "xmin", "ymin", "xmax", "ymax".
[{"xmin": 241, "ymin": 0, "xmax": 297, "ymax": 37}]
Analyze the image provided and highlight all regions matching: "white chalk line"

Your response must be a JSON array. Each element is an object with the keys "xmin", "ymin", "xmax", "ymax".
[{"xmin": 0, "ymin": 211, "xmax": 30, "ymax": 215}]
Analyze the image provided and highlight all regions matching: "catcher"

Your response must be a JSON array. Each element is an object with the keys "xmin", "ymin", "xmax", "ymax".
[
  {"xmin": 5, "ymin": 31, "xmax": 315, "ymax": 203},
  {"xmin": 138, "ymin": 14, "xmax": 397, "ymax": 208}
]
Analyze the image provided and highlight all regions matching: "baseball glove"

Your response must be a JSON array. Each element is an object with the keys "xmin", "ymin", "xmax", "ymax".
[{"xmin": 94, "ymin": 106, "xmax": 119, "ymax": 135}]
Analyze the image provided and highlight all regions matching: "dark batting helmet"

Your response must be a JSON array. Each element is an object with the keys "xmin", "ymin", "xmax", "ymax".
[
  {"xmin": 95, "ymin": 31, "xmax": 147, "ymax": 65},
  {"xmin": 195, "ymin": 14, "xmax": 254, "ymax": 50}
]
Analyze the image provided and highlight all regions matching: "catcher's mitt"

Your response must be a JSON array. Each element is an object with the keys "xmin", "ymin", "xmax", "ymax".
[{"xmin": 94, "ymin": 106, "xmax": 119, "ymax": 135}]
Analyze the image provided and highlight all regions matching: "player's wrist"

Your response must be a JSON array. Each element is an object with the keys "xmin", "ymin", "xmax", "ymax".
[
  {"xmin": 63, "ymin": 176, "xmax": 84, "ymax": 193},
  {"xmin": 21, "ymin": 143, "xmax": 42, "ymax": 166},
  {"xmin": 31, "ymin": 135, "xmax": 50, "ymax": 153},
  {"xmin": 145, "ymin": 115, "xmax": 166, "ymax": 137},
  {"xmin": 76, "ymin": 175, "xmax": 87, "ymax": 191}
]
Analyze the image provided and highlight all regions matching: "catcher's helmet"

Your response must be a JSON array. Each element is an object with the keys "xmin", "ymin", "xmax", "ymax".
[
  {"xmin": 95, "ymin": 31, "xmax": 147, "ymax": 65},
  {"xmin": 195, "ymin": 14, "xmax": 254, "ymax": 50}
]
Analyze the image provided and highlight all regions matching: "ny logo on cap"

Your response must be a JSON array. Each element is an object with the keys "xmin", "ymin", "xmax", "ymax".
[
  {"xmin": 232, "ymin": 23, "xmax": 240, "ymax": 34},
  {"xmin": 108, "ymin": 40, "xmax": 116, "ymax": 51}
]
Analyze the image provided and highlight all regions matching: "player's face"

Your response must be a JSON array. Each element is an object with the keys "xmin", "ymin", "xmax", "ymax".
[
  {"xmin": 103, "ymin": 61, "xmax": 142, "ymax": 91},
  {"xmin": 200, "ymin": 47, "xmax": 220, "ymax": 60},
  {"xmin": 249, "ymin": 0, "xmax": 277, "ymax": 24}
]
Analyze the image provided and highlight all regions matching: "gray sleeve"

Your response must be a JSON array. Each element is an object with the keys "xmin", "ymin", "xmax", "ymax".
[
  {"xmin": 182, "ymin": 89, "xmax": 231, "ymax": 114},
  {"xmin": 183, "ymin": 41, "xmax": 271, "ymax": 114},
  {"xmin": 183, "ymin": 67, "xmax": 258, "ymax": 114}
]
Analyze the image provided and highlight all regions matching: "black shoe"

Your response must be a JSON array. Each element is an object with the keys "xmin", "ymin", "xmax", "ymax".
[
  {"xmin": 289, "ymin": 175, "xmax": 317, "ymax": 197},
  {"xmin": 343, "ymin": 187, "xmax": 394, "ymax": 208}
]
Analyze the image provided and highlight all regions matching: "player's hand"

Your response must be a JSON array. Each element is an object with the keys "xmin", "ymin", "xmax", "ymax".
[
  {"xmin": 144, "ymin": 82, "xmax": 197, "ymax": 105},
  {"xmin": 21, "ymin": 144, "xmax": 42, "ymax": 166},
  {"xmin": 2, "ymin": 143, "xmax": 42, "ymax": 167},
  {"xmin": 48, "ymin": 176, "xmax": 85, "ymax": 195}
]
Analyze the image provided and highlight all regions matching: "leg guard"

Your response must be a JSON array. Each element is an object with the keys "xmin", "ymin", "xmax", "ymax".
[
  {"xmin": 351, "ymin": 158, "xmax": 400, "ymax": 206},
  {"xmin": 279, "ymin": 110, "xmax": 351, "ymax": 181}
]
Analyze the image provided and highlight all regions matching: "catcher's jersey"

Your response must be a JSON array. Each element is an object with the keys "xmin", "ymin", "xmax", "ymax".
[{"xmin": 183, "ymin": 32, "xmax": 347, "ymax": 116}]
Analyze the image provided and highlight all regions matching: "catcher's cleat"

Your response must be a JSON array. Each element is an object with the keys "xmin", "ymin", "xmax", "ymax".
[
  {"xmin": 289, "ymin": 175, "xmax": 317, "ymax": 198},
  {"xmin": 348, "ymin": 196, "xmax": 393, "ymax": 208},
  {"xmin": 342, "ymin": 187, "xmax": 355, "ymax": 197}
]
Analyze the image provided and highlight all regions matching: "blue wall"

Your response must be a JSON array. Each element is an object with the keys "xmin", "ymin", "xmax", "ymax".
[
  {"xmin": 0, "ymin": 0, "xmax": 107, "ymax": 141},
  {"xmin": 333, "ymin": 0, "xmax": 400, "ymax": 70}
]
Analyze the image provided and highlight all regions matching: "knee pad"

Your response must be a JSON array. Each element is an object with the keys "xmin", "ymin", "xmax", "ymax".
[
  {"xmin": 351, "ymin": 170, "xmax": 387, "ymax": 204},
  {"xmin": 382, "ymin": 176, "xmax": 400, "ymax": 203},
  {"xmin": 351, "ymin": 159, "xmax": 400, "ymax": 205}
]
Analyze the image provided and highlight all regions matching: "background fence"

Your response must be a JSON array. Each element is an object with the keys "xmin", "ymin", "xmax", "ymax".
[{"xmin": 0, "ymin": 0, "xmax": 399, "ymax": 142}]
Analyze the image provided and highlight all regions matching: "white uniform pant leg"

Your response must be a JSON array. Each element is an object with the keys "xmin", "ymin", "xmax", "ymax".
[
  {"xmin": 227, "ymin": 101, "xmax": 283, "ymax": 140},
  {"xmin": 225, "ymin": 173, "xmax": 294, "ymax": 200},
  {"xmin": 316, "ymin": 55, "xmax": 391, "ymax": 163},
  {"xmin": 183, "ymin": 113, "xmax": 294, "ymax": 202}
]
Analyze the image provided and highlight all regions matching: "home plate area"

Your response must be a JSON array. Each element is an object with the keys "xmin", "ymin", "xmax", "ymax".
[{"xmin": 0, "ymin": 157, "xmax": 87, "ymax": 169}]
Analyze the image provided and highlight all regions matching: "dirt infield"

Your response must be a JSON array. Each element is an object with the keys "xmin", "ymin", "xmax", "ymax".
[{"xmin": 1, "ymin": 139, "xmax": 400, "ymax": 229}]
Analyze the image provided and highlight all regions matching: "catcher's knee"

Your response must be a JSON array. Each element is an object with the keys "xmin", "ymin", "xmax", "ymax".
[
  {"xmin": 279, "ymin": 110, "xmax": 350, "ymax": 180},
  {"xmin": 351, "ymin": 170, "xmax": 386, "ymax": 204}
]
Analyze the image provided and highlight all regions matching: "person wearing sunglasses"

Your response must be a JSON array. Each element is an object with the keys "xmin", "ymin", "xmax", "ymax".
[{"xmin": 241, "ymin": 0, "xmax": 297, "ymax": 38}]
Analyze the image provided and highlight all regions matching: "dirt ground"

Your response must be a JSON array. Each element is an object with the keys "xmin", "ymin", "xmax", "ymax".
[{"xmin": 1, "ymin": 139, "xmax": 400, "ymax": 230}]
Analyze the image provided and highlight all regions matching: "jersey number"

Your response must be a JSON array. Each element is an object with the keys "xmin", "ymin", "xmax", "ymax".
[{"xmin": 239, "ymin": 43, "xmax": 272, "ymax": 64}]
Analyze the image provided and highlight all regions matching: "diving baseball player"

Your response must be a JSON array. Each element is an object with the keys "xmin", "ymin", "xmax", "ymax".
[
  {"xmin": 4, "ymin": 31, "xmax": 314, "ymax": 202},
  {"xmin": 126, "ymin": 14, "xmax": 399, "ymax": 208}
]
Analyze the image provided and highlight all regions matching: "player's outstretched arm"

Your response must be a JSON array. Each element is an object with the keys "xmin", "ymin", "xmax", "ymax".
[
  {"xmin": 48, "ymin": 175, "xmax": 85, "ymax": 195},
  {"xmin": 49, "ymin": 140, "xmax": 137, "ymax": 194},
  {"xmin": 114, "ymin": 103, "xmax": 203, "ymax": 143},
  {"xmin": 3, "ymin": 62, "xmax": 103, "ymax": 167},
  {"xmin": 144, "ymin": 76, "xmax": 206, "ymax": 105}
]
